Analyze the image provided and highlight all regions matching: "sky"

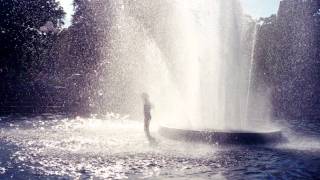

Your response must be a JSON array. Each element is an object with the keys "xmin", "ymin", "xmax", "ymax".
[
  {"xmin": 240, "ymin": 0, "xmax": 281, "ymax": 18},
  {"xmin": 58, "ymin": 0, "xmax": 280, "ymax": 27},
  {"xmin": 57, "ymin": 0, "xmax": 74, "ymax": 27}
]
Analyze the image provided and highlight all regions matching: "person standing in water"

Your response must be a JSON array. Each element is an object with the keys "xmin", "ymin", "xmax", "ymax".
[{"xmin": 141, "ymin": 93, "xmax": 153, "ymax": 141}]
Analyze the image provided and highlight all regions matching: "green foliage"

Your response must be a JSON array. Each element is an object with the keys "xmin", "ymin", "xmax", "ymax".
[
  {"xmin": 0, "ymin": 0, "xmax": 65, "ymax": 106},
  {"xmin": 254, "ymin": 0, "xmax": 320, "ymax": 119}
]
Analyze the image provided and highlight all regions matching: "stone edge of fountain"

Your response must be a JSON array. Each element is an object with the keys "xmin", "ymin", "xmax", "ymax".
[{"xmin": 159, "ymin": 126, "xmax": 285, "ymax": 145}]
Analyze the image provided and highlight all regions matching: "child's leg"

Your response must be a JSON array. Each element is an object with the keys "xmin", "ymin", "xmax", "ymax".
[{"xmin": 144, "ymin": 118, "xmax": 151, "ymax": 138}]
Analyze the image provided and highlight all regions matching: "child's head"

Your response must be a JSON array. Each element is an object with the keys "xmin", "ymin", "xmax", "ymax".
[{"xmin": 141, "ymin": 92, "xmax": 149, "ymax": 101}]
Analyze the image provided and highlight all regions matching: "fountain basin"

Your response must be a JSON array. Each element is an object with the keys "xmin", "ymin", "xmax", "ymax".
[{"xmin": 159, "ymin": 126, "xmax": 284, "ymax": 145}]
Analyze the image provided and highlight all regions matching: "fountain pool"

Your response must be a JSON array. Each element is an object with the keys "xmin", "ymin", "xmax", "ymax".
[{"xmin": 0, "ymin": 114, "xmax": 319, "ymax": 179}]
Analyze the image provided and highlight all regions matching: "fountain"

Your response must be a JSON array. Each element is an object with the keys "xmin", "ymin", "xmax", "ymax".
[{"xmin": 95, "ymin": 0, "xmax": 282, "ymax": 144}]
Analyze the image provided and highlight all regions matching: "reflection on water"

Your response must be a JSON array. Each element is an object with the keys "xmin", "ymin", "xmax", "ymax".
[{"xmin": 0, "ymin": 114, "xmax": 319, "ymax": 179}]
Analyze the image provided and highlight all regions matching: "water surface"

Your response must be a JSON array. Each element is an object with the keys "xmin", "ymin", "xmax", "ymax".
[{"xmin": 0, "ymin": 114, "xmax": 319, "ymax": 179}]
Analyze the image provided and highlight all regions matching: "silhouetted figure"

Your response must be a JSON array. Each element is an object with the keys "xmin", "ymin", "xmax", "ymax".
[{"xmin": 141, "ymin": 93, "xmax": 155, "ymax": 143}]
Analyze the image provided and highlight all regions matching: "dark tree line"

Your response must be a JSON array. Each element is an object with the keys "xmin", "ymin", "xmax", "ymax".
[
  {"xmin": 0, "ymin": 0, "xmax": 113, "ymax": 114},
  {"xmin": 0, "ymin": 0, "xmax": 65, "ymax": 112},
  {"xmin": 253, "ymin": 0, "xmax": 320, "ymax": 120},
  {"xmin": 50, "ymin": 0, "xmax": 113, "ymax": 114}
]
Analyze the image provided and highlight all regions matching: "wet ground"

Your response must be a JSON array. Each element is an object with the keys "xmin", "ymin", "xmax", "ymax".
[{"xmin": 0, "ymin": 114, "xmax": 319, "ymax": 179}]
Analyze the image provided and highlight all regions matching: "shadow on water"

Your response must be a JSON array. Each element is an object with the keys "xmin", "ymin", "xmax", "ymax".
[{"xmin": 211, "ymin": 145, "xmax": 320, "ymax": 180}]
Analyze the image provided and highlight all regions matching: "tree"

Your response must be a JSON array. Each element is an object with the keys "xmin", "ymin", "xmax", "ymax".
[
  {"xmin": 0, "ymin": 0, "xmax": 64, "ymax": 108},
  {"xmin": 253, "ymin": 0, "xmax": 320, "ymax": 119}
]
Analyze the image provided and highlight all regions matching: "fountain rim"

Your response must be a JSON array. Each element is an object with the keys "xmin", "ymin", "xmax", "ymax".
[
  {"xmin": 160, "ymin": 126, "xmax": 282, "ymax": 134},
  {"xmin": 158, "ymin": 126, "xmax": 284, "ymax": 145}
]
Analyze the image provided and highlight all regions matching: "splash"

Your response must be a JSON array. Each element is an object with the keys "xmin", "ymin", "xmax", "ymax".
[{"xmin": 94, "ymin": 0, "xmax": 263, "ymax": 130}]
